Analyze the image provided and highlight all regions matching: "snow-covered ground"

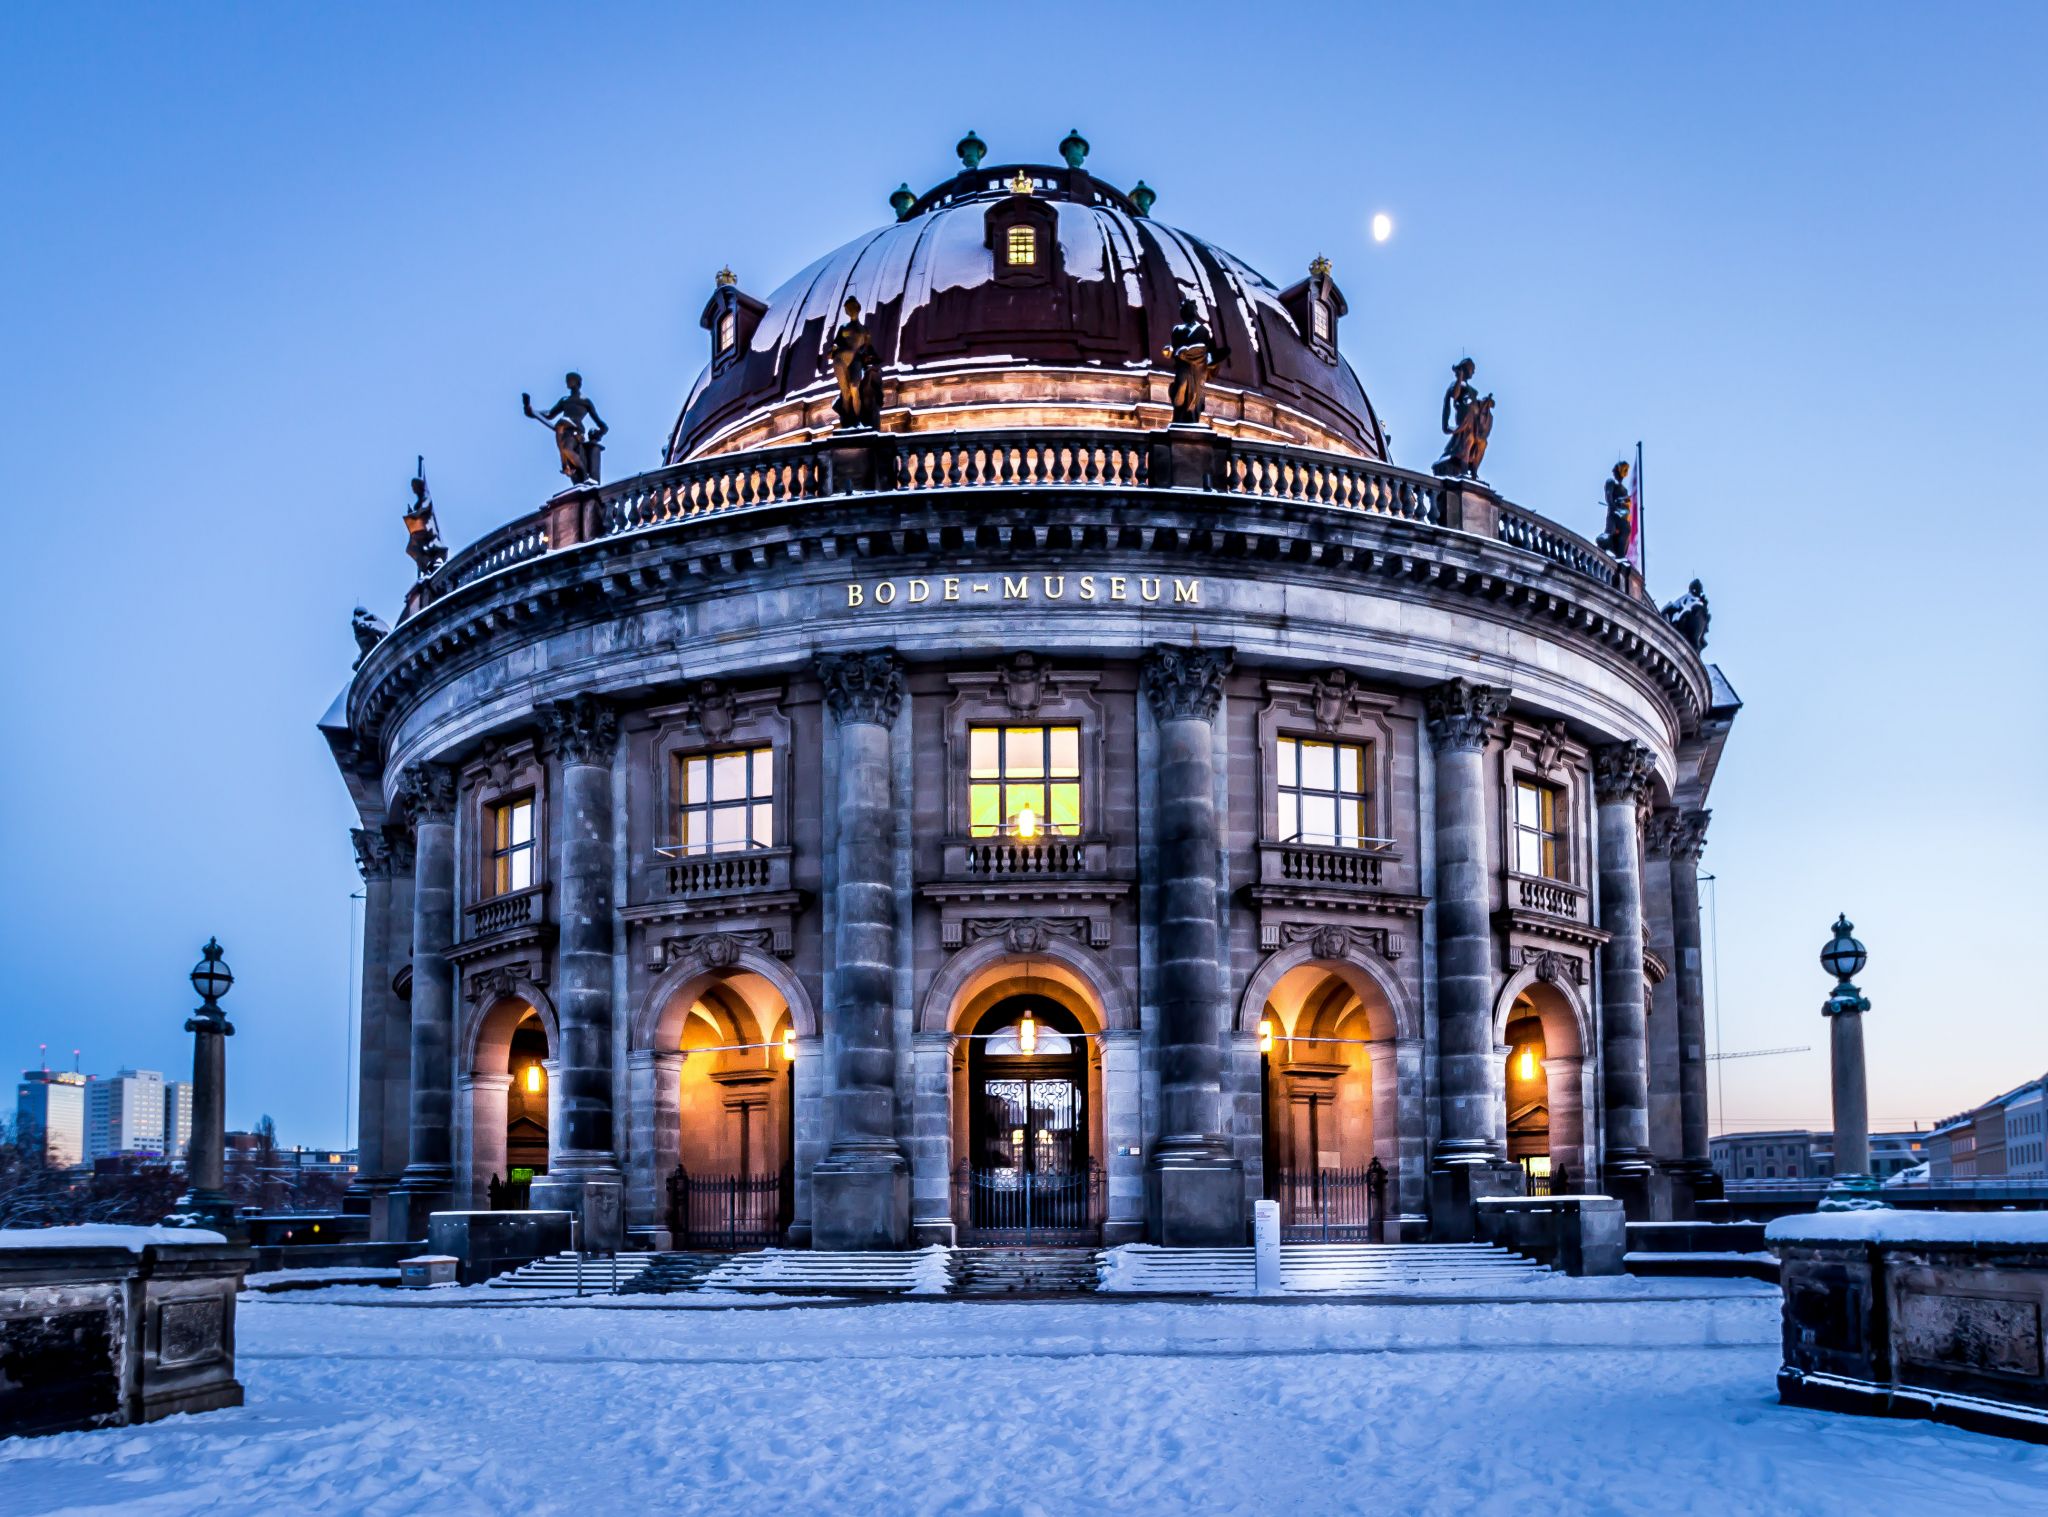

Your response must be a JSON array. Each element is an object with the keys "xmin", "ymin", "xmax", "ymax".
[{"xmin": 6, "ymin": 1291, "xmax": 2045, "ymax": 1514}]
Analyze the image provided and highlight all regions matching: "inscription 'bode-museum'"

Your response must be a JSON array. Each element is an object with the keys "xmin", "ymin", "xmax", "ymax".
[
  {"xmin": 331, "ymin": 132, "xmax": 1735, "ymax": 1254},
  {"xmin": 846, "ymin": 575, "xmax": 1203, "ymax": 607}
]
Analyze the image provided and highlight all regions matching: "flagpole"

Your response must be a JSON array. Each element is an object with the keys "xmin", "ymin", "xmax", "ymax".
[{"xmin": 1635, "ymin": 440, "xmax": 1646, "ymax": 590}]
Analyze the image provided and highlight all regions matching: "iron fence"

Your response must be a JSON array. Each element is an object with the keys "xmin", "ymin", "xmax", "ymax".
[
  {"xmin": 666, "ymin": 1165, "xmax": 789, "ymax": 1250},
  {"xmin": 955, "ymin": 1160, "xmax": 1103, "ymax": 1245},
  {"xmin": 1276, "ymin": 1158, "xmax": 1387, "ymax": 1242}
]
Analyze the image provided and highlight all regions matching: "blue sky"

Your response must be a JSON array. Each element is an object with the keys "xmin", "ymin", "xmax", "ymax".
[{"xmin": 3, "ymin": 3, "xmax": 2042, "ymax": 1144}]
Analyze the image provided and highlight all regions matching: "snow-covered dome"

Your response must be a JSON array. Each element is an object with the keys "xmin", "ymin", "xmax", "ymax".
[{"xmin": 670, "ymin": 154, "xmax": 1386, "ymax": 463}]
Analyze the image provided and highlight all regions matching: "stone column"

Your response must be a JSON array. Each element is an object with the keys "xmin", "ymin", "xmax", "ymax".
[
  {"xmin": 460, "ymin": 1072, "xmax": 512, "ymax": 1206},
  {"xmin": 1670, "ymin": 811, "xmax": 1718, "ymax": 1199},
  {"xmin": 1642, "ymin": 810, "xmax": 1684, "ymax": 1165},
  {"xmin": 1099, "ymin": 1028, "xmax": 1146, "ymax": 1245},
  {"xmin": 812, "ymin": 651, "xmax": 911, "ymax": 1249},
  {"xmin": 1544, "ymin": 1054, "xmax": 1587, "ymax": 1192},
  {"xmin": 910, "ymin": 1032, "xmax": 956, "ymax": 1245},
  {"xmin": 346, "ymin": 827, "xmax": 395, "ymax": 1222},
  {"xmin": 1140, "ymin": 644, "xmax": 1243, "ymax": 1246},
  {"xmin": 1424, "ymin": 678, "xmax": 1517, "ymax": 1239},
  {"xmin": 393, "ymin": 761, "xmax": 458, "ymax": 1240},
  {"xmin": 788, "ymin": 1034, "xmax": 825, "ymax": 1247},
  {"xmin": 1593, "ymin": 740, "xmax": 1667, "ymax": 1219},
  {"xmin": 378, "ymin": 824, "xmax": 415, "ymax": 1240},
  {"xmin": 627, "ymin": 1049, "xmax": 684, "ymax": 1243},
  {"xmin": 530, "ymin": 696, "xmax": 625, "ymax": 1251}
]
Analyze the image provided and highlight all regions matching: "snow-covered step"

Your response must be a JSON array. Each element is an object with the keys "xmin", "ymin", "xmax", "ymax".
[
  {"xmin": 1098, "ymin": 1243, "xmax": 1556, "ymax": 1295},
  {"xmin": 697, "ymin": 1246, "xmax": 954, "ymax": 1295},
  {"xmin": 954, "ymin": 1247, "xmax": 1101, "ymax": 1295},
  {"xmin": 489, "ymin": 1251, "xmax": 658, "ymax": 1290}
]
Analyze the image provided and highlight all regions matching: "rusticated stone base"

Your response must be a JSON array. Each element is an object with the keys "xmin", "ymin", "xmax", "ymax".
[
  {"xmin": 530, "ymin": 1173, "xmax": 625, "ymax": 1254},
  {"xmin": 1428, "ymin": 1160, "xmax": 1526, "ymax": 1243},
  {"xmin": 1603, "ymin": 1164, "xmax": 1674, "ymax": 1222},
  {"xmin": 812, "ymin": 1155, "xmax": 911, "ymax": 1251},
  {"xmin": 1145, "ymin": 1151, "xmax": 1245, "ymax": 1247}
]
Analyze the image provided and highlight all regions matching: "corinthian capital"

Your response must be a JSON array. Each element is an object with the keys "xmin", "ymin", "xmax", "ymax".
[
  {"xmin": 1423, "ymin": 677, "xmax": 1507, "ymax": 752},
  {"xmin": 1591, "ymin": 740, "xmax": 1657, "ymax": 804},
  {"xmin": 382, "ymin": 820, "xmax": 416, "ymax": 874},
  {"xmin": 817, "ymin": 649, "xmax": 905, "ymax": 727},
  {"xmin": 1673, "ymin": 808, "xmax": 1712, "ymax": 860},
  {"xmin": 1141, "ymin": 643, "xmax": 1234, "ymax": 723},
  {"xmin": 539, "ymin": 694, "xmax": 619, "ymax": 766},
  {"xmin": 396, "ymin": 761, "xmax": 457, "ymax": 825},
  {"xmin": 351, "ymin": 827, "xmax": 394, "ymax": 882}
]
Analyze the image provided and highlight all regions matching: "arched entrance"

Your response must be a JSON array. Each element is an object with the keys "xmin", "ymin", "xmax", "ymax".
[
  {"xmin": 1494, "ymin": 974, "xmax": 1591, "ymax": 1196},
  {"xmin": 1254, "ymin": 961, "xmax": 1397, "ymax": 1240},
  {"xmin": 461, "ymin": 991, "xmax": 558, "ymax": 1210},
  {"xmin": 958, "ymin": 994, "xmax": 1097, "ymax": 1240}
]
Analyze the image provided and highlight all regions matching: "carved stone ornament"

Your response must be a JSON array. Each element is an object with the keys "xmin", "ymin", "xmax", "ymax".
[
  {"xmin": 465, "ymin": 963, "xmax": 536, "ymax": 1005},
  {"xmin": 476, "ymin": 737, "xmax": 519, "ymax": 791},
  {"xmin": 397, "ymin": 762, "xmax": 458, "ymax": 826},
  {"xmin": 1309, "ymin": 670, "xmax": 1360, "ymax": 734},
  {"xmin": 351, "ymin": 606, "xmax": 389, "ymax": 665},
  {"xmin": 1591, "ymin": 739, "xmax": 1658, "ymax": 804},
  {"xmin": 1141, "ymin": 644, "xmax": 1234, "ymax": 724},
  {"xmin": 961, "ymin": 917, "xmax": 1089, "ymax": 955},
  {"xmin": 1271, "ymin": 921, "xmax": 1403, "ymax": 963},
  {"xmin": 1674, "ymin": 808, "xmax": 1712, "ymax": 861},
  {"xmin": 539, "ymin": 694, "xmax": 619, "ymax": 767},
  {"xmin": 999, "ymin": 653, "xmax": 1047, "ymax": 717},
  {"xmin": 1423, "ymin": 678, "xmax": 1508, "ymax": 752},
  {"xmin": 382, "ymin": 820, "xmax": 416, "ymax": 874},
  {"xmin": 351, "ymin": 827, "xmax": 395, "ymax": 882},
  {"xmin": 661, "ymin": 928, "xmax": 777, "ymax": 971},
  {"xmin": 1642, "ymin": 809, "xmax": 1683, "ymax": 860},
  {"xmin": 1533, "ymin": 719, "xmax": 1569, "ymax": 774},
  {"xmin": 691, "ymin": 680, "xmax": 738, "ymax": 743},
  {"xmin": 1519, "ymin": 944, "xmax": 1586, "ymax": 986},
  {"xmin": 817, "ymin": 649, "xmax": 905, "ymax": 727}
]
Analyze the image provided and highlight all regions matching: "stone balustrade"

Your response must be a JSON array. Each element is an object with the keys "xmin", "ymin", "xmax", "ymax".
[
  {"xmin": 1263, "ymin": 838, "xmax": 1389, "ymax": 890},
  {"xmin": 1514, "ymin": 873, "xmax": 1588, "ymax": 922},
  {"xmin": 655, "ymin": 845, "xmax": 791, "ymax": 898},
  {"xmin": 464, "ymin": 884, "xmax": 542, "ymax": 939},
  {"xmin": 960, "ymin": 836, "xmax": 1094, "ymax": 878}
]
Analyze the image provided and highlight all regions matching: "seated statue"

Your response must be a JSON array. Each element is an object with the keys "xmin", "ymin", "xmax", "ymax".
[
  {"xmin": 1163, "ymin": 298, "xmax": 1228, "ymax": 424},
  {"xmin": 401, "ymin": 462, "xmax": 447, "ymax": 579},
  {"xmin": 1430, "ymin": 359, "xmax": 1493, "ymax": 479},
  {"xmin": 351, "ymin": 606, "xmax": 390, "ymax": 663},
  {"xmin": 522, "ymin": 373, "xmax": 607, "ymax": 485},
  {"xmin": 1662, "ymin": 579, "xmax": 1711, "ymax": 650},
  {"xmin": 826, "ymin": 298, "xmax": 884, "ymax": 430}
]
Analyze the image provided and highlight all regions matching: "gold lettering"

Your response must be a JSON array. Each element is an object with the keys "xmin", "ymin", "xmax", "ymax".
[
  {"xmin": 1042, "ymin": 575, "xmax": 1065, "ymax": 599},
  {"xmin": 847, "ymin": 583, "xmax": 864, "ymax": 608},
  {"xmin": 1140, "ymin": 577, "xmax": 1162, "ymax": 602},
  {"xmin": 1173, "ymin": 578, "xmax": 1200, "ymax": 603},
  {"xmin": 908, "ymin": 578, "xmax": 930, "ymax": 603},
  {"xmin": 944, "ymin": 577, "xmax": 960, "ymax": 601},
  {"xmin": 1110, "ymin": 575, "xmax": 1128, "ymax": 600},
  {"xmin": 1004, "ymin": 576, "xmax": 1029, "ymax": 600},
  {"xmin": 875, "ymin": 581, "xmax": 897, "ymax": 605},
  {"xmin": 1079, "ymin": 575, "xmax": 1097, "ymax": 601}
]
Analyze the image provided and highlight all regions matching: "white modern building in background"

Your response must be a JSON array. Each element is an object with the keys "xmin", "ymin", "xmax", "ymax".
[
  {"xmin": 85, "ymin": 1068, "xmax": 166, "ymax": 1162},
  {"xmin": 14, "ymin": 1069, "xmax": 88, "ymax": 1168}
]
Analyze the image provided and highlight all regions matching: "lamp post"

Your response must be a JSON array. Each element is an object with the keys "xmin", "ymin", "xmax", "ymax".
[
  {"xmin": 1819, "ymin": 914, "xmax": 1879, "ymax": 1202},
  {"xmin": 166, "ymin": 936, "xmax": 238, "ymax": 1236}
]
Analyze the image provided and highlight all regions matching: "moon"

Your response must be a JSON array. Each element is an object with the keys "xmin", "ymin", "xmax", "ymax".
[{"xmin": 1371, "ymin": 212, "xmax": 1393, "ymax": 244}]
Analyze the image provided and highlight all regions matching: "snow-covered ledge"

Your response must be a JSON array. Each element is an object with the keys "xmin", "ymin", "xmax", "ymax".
[
  {"xmin": 1770, "ymin": 1208, "xmax": 2048, "ymax": 1443},
  {"xmin": 0, "ymin": 1225, "xmax": 250, "ymax": 1438}
]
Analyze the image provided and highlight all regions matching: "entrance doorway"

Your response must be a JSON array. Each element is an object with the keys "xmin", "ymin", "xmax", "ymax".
[{"xmin": 956, "ymin": 994, "xmax": 1101, "ymax": 1243}]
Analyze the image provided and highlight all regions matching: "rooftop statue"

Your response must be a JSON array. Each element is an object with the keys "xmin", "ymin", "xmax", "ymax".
[
  {"xmin": 351, "ymin": 606, "xmax": 390, "ymax": 665},
  {"xmin": 1164, "ymin": 298, "xmax": 1228, "ymax": 425},
  {"xmin": 825, "ymin": 297, "xmax": 884, "ymax": 430},
  {"xmin": 522, "ymin": 372, "xmax": 607, "ymax": 486},
  {"xmin": 1662, "ymin": 578, "xmax": 1711, "ymax": 651},
  {"xmin": 1596, "ymin": 460, "xmax": 1634, "ymax": 558},
  {"xmin": 401, "ymin": 458, "xmax": 447, "ymax": 579},
  {"xmin": 1430, "ymin": 358, "xmax": 1493, "ymax": 479}
]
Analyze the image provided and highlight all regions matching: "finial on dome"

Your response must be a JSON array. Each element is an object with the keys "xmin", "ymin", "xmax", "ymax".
[
  {"xmin": 1008, "ymin": 169, "xmax": 1035, "ymax": 197},
  {"xmin": 1130, "ymin": 180, "xmax": 1156, "ymax": 217},
  {"xmin": 715, "ymin": 266, "xmax": 738, "ymax": 287},
  {"xmin": 956, "ymin": 130, "xmax": 987, "ymax": 170},
  {"xmin": 1059, "ymin": 128, "xmax": 1089, "ymax": 169},
  {"xmin": 1309, "ymin": 254, "xmax": 1332, "ymax": 280},
  {"xmin": 890, "ymin": 182, "xmax": 915, "ymax": 220}
]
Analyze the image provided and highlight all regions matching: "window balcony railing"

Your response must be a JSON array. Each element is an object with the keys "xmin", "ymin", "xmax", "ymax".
[
  {"xmin": 958, "ymin": 836, "xmax": 1097, "ymax": 878},
  {"xmin": 1260, "ymin": 838, "xmax": 1393, "ymax": 891},
  {"xmin": 464, "ymin": 883, "xmax": 544, "ymax": 940},
  {"xmin": 1510, "ymin": 873, "xmax": 1587, "ymax": 923},
  {"xmin": 652, "ymin": 844, "xmax": 792, "ymax": 899}
]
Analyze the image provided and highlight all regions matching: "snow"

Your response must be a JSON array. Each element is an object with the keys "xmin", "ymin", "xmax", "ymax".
[
  {"xmin": 1768, "ymin": 1209, "xmax": 2048, "ymax": 1245},
  {"xmin": 0, "ymin": 1224, "xmax": 226, "ymax": 1251},
  {"xmin": 5, "ymin": 1293, "xmax": 2044, "ymax": 1514},
  {"xmin": 243, "ymin": 1267, "xmax": 398, "ymax": 1290}
]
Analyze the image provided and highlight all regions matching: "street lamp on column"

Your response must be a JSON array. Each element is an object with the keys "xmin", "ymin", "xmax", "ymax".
[
  {"xmin": 1819, "ymin": 914, "xmax": 1878, "ymax": 1201},
  {"xmin": 167, "ymin": 936, "xmax": 239, "ymax": 1235}
]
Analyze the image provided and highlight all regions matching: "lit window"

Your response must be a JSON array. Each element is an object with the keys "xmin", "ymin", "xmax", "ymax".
[
  {"xmin": 1006, "ymin": 224, "xmax": 1036, "ymax": 266},
  {"xmin": 1311, "ymin": 301, "xmax": 1331, "ymax": 342},
  {"xmin": 491, "ymin": 797, "xmax": 535, "ymax": 896},
  {"xmin": 678, "ymin": 746, "xmax": 773, "ymax": 854},
  {"xmin": 1274, "ymin": 736, "xmax": 1369, "ymax": 847},
  {"xmin": 717, "ymin": 310, "xmax": 736, "ymax": 352},
  {"xmin": 1513, "ymin": 779, "xmax": 1564, "ymax": 879},
  {"xmin": 969, "ymin": 725, "xmax": 1080, "ymax": 837}
]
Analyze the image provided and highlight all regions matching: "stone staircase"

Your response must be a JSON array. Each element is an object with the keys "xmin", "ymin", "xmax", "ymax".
[
  {"xmin": 693, "ymin": 1246, "xmax": 954, "ymax": 1295},
  {"xmin": 953, "ymin": 1246, "xmax": 1101, "ymax": 1296},
  {"xmin": 488, "ymin": 1251, "xmax": 659, "ymax": 1292},
  {"xmin": 1099, "ymin": 1242, "xmax": 1555, "ymax": 1295},
  {"xmin": 621, "ymin": 1253, "xmax": 728, "ymax": 1294},
  {"xmin": 1623, "ymin": 1221, "xmax": 1779, "ymax": 1283}
]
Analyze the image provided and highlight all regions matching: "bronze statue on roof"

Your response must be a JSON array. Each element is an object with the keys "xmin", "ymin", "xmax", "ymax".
[
  {"xmin": 522, "ymin": 373, "xmax": 607, "ymax": 485},
  {"xmin": 1662, "ymin": 579, "xmax": 1711, "ymax": 651},
  {"xmin": 1431, "ymin": 358, "xmax": 1493, "ymax": 479},
  {"xmin": 825, "ymin": 297, "xmax": 884, "ymax": 430},
  {"xmin": 401, "ymin": 458, "xmax": 447, "ymax": 579},
  {"xmin": 1164, "ymin": 298, "xmax": 1228, "ymax": 425}
]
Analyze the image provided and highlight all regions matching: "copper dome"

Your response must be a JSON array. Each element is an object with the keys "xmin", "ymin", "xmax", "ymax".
[{"xmin": 670, "ymin": 160, "xmax": 1387, "ymax": 463}]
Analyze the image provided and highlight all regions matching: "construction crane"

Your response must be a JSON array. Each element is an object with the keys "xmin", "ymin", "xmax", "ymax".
[{"xmin": 1707, "ymin": 1045, "xmax": 1809, "ymax": 1061}]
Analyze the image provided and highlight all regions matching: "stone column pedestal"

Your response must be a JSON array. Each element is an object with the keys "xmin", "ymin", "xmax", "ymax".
[
  {"xmin": 1099, "ymin": 1029, "xmax": 1146, "ymax": 1245},
  {"xmin": 1593, "ymin": 741, "xmax": 1668, "ymax": 1221},
  {"xmin": 812, "ymin": 652, "xmax": 911, "ymax": 1250},
  {"xmin": 910, "ymin": 1033, "xmax": 957, "ymax": 1246},
  {"xmin": 1141, "ymin": 645, "xmax": 1244, "ymax": 1247},
  {"xmin": 393, "ymin": 764, "xmax": 458, "ymax": 1241}
]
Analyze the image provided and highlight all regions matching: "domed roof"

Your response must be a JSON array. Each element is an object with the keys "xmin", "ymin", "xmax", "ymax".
[{"xmin": 669, "ymin": 158, "xmax": 1386, "ymax": 462}]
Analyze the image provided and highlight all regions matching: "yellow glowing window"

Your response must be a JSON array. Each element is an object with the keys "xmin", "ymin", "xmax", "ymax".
[
  {"xmin": 491, "ymin": 797, "xmax": 535, "ymax": 896},
  {"xmin": 678, "ymin": 745, "xmax": 774, "ymax": 855},
  {"xmin": 1274, "ymin": 737, "xmax": 1368, "ymax": 847},
  {"xmin": 1006, "ymin": 224, "xmax": 1036, "ymax": 266},
  {"xmin": 1513, "ymin": 779, "xmax": 1563, "ymax": 879},
  {"xmin": 717, "ymin": 310, "xmax": 736, "ymax": 352},
  {"xmin": 969, "ymin": 724, "xmax": 1079, "ymax": 837}
]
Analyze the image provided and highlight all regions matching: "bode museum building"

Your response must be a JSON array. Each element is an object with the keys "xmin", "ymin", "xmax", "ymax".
[{"xmin": 326, "ymin": 132, "xmax": 1738, "ymax": 1253}]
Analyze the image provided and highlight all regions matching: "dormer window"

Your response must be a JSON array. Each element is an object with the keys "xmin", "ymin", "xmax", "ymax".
[
  {"xmin": 1006, "ymin": 225, "xmax": 1037, "ymax": 267},
  {"xmin": 700, "ymin": 270, "xmax": 766, "ymax": 375},
  {"xmin": 985, "ymin": 190, "xmax": 1058, "ymax": 289},
  {"xmin": 1280, "ymin": 257, "xmax": 1347, "ymax": 366}
]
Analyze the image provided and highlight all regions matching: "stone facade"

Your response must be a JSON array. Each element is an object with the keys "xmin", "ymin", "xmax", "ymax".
[{"xmin": 324, "ymin": 155, "xmax": 1737, "ymax": 1249}]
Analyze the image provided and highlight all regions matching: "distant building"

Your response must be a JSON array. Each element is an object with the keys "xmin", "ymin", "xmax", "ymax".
[
  {"xmin": 1923, "ymin": 1075, "xmax": 2048, "ymax": 1186},
  {"xmin": 15, "ymin": 1069, "xmax": 88, "ymax": 1168},
  {"xmin": 162, "ymin": 1080, "xmax": 194, "ymax": 1160},
  {"xmin": 1710, "ymin": 1128, "xmax": 1924, "ymax": 1183},
  {"xmin": 2007, "ymin": 1083, "xmax": 2047, "ymax": 1179},
  {"xmin": 86, "ymin": 1068, "xmax": 166, "ymax": 1162}
]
